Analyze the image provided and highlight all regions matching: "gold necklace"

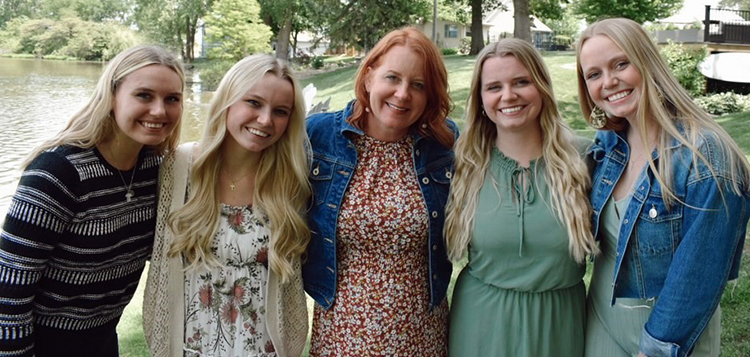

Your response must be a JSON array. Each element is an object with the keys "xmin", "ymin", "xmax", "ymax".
[{"xmin": 222, "ymin": 166, "xmax": 253, "ymax": 192}]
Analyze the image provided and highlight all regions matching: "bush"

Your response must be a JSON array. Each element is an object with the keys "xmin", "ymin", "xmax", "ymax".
[
  {"xmin": 660, "ymin": 41, "xmax": 707, "ymax": 97},
  {"xmin": 311, "ymin": 56, "xmax": 324, "ymax": 69},
  {"xmin": 442, "ymin": 48, "xmax": 458, "ymax": 56},
  {"xmin": 694, "ymin": 92, "xmax": 750, "ymax": 115},
  {"xmin": 459, "ymin": 38, "xmax": 471, "ymax": 54},
  {"xmin": 198, "ymin": 60, "xmax": 235, "ymax": 91}
]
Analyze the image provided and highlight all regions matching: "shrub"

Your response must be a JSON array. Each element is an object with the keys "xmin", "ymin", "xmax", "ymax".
[
  {"xmin": 311, "ymin": 56, "xmax": 324, "ymax": 69},
  {"xmin": 660, "ymin": 41, "xmax": 707, "ymax": 97},
  {"xmin": 459, "ymin": 38, "xmax": 471, "ymax": 54},
  {"xmin": 694, "ymin": 92, "xmax": 750, "ymax": 115},
  {"xmin": 442, "ymin": 48, "xmax": 458, "ymax": 56},
  {"xmin": 198, "ymin": 60, "xmax": 235, "ymax": 91}
]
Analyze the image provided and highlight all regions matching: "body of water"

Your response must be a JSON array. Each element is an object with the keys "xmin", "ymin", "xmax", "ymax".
[{"xmin": 0, "ymin": 57, "xmax": 211, "ymax": 220}]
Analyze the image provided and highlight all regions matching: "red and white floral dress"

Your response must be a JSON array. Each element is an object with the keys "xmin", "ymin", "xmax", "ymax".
[
  {"xmin": 183, "ymin": 204, "xmax": 276, "ymax": 357},
  {"xmin": 310, "ymin": 135, "xmax": 449, "ymax": 357}
]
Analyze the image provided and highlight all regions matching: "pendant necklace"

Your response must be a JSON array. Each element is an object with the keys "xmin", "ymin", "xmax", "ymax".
[
  {"xmin": 223, "ymin": 166, "xmax": 253, "ymax": 192},
  {"xmin": 106, "ymin": 145, "xmax": 137, "ymax": 202}
]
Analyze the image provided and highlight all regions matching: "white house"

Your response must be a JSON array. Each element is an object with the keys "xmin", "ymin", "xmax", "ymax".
[
  {"xmin": 484, "ymin": 4, "xmax": 553, "ymax": 49},
  {"xmin": 416, "ymin": 18, "xmax": 492, "ymax": 49}
]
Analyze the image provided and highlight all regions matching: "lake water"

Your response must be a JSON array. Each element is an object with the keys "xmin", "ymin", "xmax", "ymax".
[{"xmin": 0, "ymin": 57, "xmax": 212, "ymax": 221}]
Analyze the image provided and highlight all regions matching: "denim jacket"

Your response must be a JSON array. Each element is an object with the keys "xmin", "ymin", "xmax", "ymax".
[
  {"xmin": 588, "ymin": 128, "xmax": 749, "ymax": 357},
  {"xmin": 302, "ymin": 100, "xmax": 456, "ymax": 310}
]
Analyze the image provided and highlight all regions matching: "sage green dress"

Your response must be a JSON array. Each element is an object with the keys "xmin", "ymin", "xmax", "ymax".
[
  {"xmin": 585, "ymin": 195, "xmax": 721, "ymax": 357},
  {"xmin": 448, "ymin": 147, "xmax": 587, "ymax": 357}
]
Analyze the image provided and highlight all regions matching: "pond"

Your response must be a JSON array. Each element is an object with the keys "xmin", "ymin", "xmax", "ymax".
[{"xmin": 0, "ymin": 57, "xmax": 211, "ymax": 220}]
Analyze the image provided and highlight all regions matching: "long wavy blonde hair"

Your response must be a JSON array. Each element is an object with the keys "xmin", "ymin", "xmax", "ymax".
[
  {"xmin": 22, "ymin": 45, "xmax": 184, "ymax": 167},
  {"xmin": 576, "ymin": 18, "xmax": 750, "ymax": 207},
  {"xmin": 444, "ymin": 38, "xmax": 598, "ymax": 263},
  {"xmin": 168, "ymin": 54, "xmax": 311, "ymax": 283}
]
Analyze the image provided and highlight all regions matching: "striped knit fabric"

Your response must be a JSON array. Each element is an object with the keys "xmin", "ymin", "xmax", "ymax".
[{"xmin": 0, "ymin": 145, "xmax": 160, "ymax": 357}]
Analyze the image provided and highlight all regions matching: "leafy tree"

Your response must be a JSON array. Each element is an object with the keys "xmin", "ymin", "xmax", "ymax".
[
  {"xmin": 133, "ymin": 0, "xmax": 212, "ymax": 62},
  {"xmin": 573, "ymin": 0, "xmax": 683, "ymax": 24},
  {"xmin": 720, "ymin": 0, "xmax": 750, "ymax": 9},
  {"xmin": 443, "ymin": 0, "xmax": 504, "ymax": 55},
  {"xmin": 204, "ymin": 0, "xmax": 272, "ymax": 60},
  {"xmin": 543, "ymin": 6, "xmax": 582, "ymax": 41},
  {"xmin": 1, "ymin": 0, "xmax": 41, "ymax": 27}
]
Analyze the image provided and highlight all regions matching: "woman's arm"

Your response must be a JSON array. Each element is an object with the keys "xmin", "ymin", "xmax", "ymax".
[
  {"xmin": 639, "ymin": 174, "xmax": 748, "ymax": 357},
  {"xmin": 0, "ymin": 151, "xmax": 75, "ymax": 357}
]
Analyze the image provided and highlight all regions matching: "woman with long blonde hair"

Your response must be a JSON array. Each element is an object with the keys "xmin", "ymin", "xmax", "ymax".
[
  {"xmin": 0, "ymin": 45, "xmax": 184, "ymax": 356},
  {"xmin": 143, "ymin": 54, "xmax": 310, "ymax": 357},
  {"xmin": 577, "ymin": 18, "xmax": 750, "ymax": 357},
  {"xmin": 446, "ymin": 38, "xmax": 597, "ymax": 356}
]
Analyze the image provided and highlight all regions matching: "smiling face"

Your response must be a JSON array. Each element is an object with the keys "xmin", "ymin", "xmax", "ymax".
[
  {"xmin": 224, "ymin": 73, "xmax": 294, "ymax": 154},
  {"xmin": 111, "ymin": 64, "xmax": 182, "ymax": 148},
  {"xmin": 480, "ymin": 55, "xmax": 543, "ymax": 135},
  {"xmin": 364, "ymin": 45, "xmax": 428, "ymax": 141},
  {"xmin": 579, "ymin": 35, "xmax": 643, "ymax": 122}
]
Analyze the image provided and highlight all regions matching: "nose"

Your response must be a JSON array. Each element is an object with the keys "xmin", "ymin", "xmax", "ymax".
[
  {"xmin": 150, "ymin": 100, "xmax": 166, "ymax": 117},
  {"xmin": 394, "ymin": 83, "xmax": 411, "ymax": 101},
  {"xmin": 603, "ymin": 71, "xmax": 619, "ymax": 89},
  {"xmin": 501, "ymin": 86, "xmax": 518, "ymax": 101},
  {"xmin": 256, "ymin": 108, "xmax": 272, "ymax": 126}
]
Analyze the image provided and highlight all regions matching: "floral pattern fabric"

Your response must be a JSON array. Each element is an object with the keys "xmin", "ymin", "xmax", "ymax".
[
  {"xmin": 310, "ymin": 134, "xmax": 449, "ymax": 357},
  {"xmin": 183, "ymin": 204, "xmax": 276, "ymax": 357}
]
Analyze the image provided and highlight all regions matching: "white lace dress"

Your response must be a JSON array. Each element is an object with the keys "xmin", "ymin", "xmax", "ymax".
[{"xmin": 183, "ymin": 204, "xmax": 277, "ymax": 357}]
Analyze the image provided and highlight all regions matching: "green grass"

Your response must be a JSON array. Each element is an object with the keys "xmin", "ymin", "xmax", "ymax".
[{"xmin": 118, "ymin": 53, "xmax": 750, "ymax": 357}]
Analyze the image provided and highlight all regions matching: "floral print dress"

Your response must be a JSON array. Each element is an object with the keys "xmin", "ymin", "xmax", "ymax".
[
  {"xmin": 309, "ymin": 134, "xmax": 449, "ymax": 356},
  {"xmin": 183, "ymin": 204, "xmax": 276, "ymax": 357}
]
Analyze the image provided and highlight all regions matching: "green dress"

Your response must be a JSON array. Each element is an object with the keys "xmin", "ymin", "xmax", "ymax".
[{"xmin": 449, "ymin": 147, "xmax": 586, "ymax": 357}]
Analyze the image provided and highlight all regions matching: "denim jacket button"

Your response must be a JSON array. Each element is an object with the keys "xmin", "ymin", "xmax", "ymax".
[
  {"xmin": 432, "ymin": 274, "xmax": 437, "ymax": 280},
  {"xmin": 313, "ymin": 167, "xmax": 320, "ymax": 175},
  {"xmin": 432, "ymin": 244, "xmax": 437, "ymax": 251},
  {"xmin": 446, "ymin": 172, "xmax": 452, "ymax": 179},
  {"xmin": 422, "ymin": 177, "xmax": 430, "ymax": 184},
  {"xmin": 415, "ymin": 149, "xmax": 421, "ymax": 156},
  {"xmin": 431, "ymin": 211, "xmax": 438, "ymax": 218},
  {"xmin": 623, "ymin": 219, "xmax": 629, "ymax": 224},
  {"xmin": 649, "ymin": 207, "xmax": 658, "ymax": 218}
]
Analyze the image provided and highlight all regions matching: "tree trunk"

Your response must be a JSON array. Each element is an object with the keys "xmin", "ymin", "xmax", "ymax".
[
  {"xmin": 275, "ymin": 8, "xmax": 293, "ymax": 61},
  {"xmin": 185, "ymin": 16, "xmax": 194, "ymax": 62},
  {"xmin": 469, "ymin": 0, "xmax": 484, "ymax": 55},
  {"xmin": 513, "ymin": 0, "xmax": 531, "ymax": 42}
]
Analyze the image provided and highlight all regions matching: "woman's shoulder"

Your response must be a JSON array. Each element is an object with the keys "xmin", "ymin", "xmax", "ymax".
[{"xmin": 571, "ymin": 135, "xmax": 593, "ymax": 155}]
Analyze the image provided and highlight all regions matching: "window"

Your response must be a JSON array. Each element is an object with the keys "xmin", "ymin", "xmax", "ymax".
[{"xmin": 445, "ymin": 24, "xmax": 458, "ymax": 38}]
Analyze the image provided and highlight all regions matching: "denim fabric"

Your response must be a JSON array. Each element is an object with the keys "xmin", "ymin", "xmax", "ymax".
[
  {"xmin": 302, "ymin": 100, "xmax": 457, "ymax": 310},
  {"xmin": 588, "ymin": 129, "xmax": 749, "ymax": 357}
]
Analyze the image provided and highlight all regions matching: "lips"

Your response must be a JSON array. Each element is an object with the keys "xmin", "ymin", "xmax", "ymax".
[
  {"xmin": 386, "ymin": 102, "xmax": 408, "ymax": 112},
  {"xmin": 247, "ymin": 127, "xmax": 270, "ymax": 138},
  {"xmin": 607, "ymin": 90, "xmax": 632, "ymax": 102},
  {"xmin": 500, "ymin": 105, "xmax": 524, "ymax": 114},
  {"xmin": 141, "ymin": 121, "xmax": 165, "ymax": 129}
]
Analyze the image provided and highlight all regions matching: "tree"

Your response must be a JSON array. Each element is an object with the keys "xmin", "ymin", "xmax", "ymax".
[
  {"xmin": 133, "ymin": 0, "xmax": 212, "ymax": 62},
  {"xmin": 720, "ymin": 0, "xmax": 750, "ymax": 9},
  {"xmin": 573, "ymin": 0, "xmax": 682, "ymax": 24},
  {"xmin": 443, "ymin": 0, "xmax": 503, "ymax": 55},
  {"xmin": 513, "ymin": 0, "xmax": 531, "ymax": 42},
  {"xmin": 204, "ymin": 0, "xmax": 272, "ymax": 60}
]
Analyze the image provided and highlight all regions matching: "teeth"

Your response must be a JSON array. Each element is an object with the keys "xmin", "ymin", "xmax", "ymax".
[
  {"xmin": 501, "ymin": 106, "xmax": 523, "ymax": 114},
  {"xmin": 248, "ymin": 128, "xmax": 270, "ymax": 138},
  {"xmin": 142, "ymin": 122, "xmax": 164, "ymax": 129},
  {"xmin": 387, "ymin": 102, "xmax": 407, "ymax": 112},
  {"xmin": 607, "ymin": 91, "xmax": 631, "ymax": 102}
]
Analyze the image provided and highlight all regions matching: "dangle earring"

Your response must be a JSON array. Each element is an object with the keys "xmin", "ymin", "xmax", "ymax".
[
  {"xmin": 589, "ymin": 106, "xmax": 608, "ymax": 129},
  {"xmin": 481, "ymin": 107, "xmax": 487, "ymax": 118}
]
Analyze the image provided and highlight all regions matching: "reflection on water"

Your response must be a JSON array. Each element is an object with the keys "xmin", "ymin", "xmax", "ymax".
[{"xmin": 0, "ymin": 58, "xmax": 211, "ymax": 220}]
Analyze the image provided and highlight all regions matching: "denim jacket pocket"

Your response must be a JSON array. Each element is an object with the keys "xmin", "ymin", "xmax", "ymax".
[
  {"xmin": 428, "ymin": 163, "xmax": 453, "ymax": 207},
  {"xmin": 310, "ymin": 158, "xmax": 334, "ymax": 206},
  {"xmin": 636, "ymin": 194, "xmax": 682, "ymax": 256}
]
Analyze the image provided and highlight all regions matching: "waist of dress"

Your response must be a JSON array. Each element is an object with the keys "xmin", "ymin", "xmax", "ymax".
[{"xmin": 466, "ymin": 268, "xmax": 585, "ymax": 295}]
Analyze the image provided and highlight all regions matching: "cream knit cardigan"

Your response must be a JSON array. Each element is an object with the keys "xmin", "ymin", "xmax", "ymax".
[{"xmin": 142, "ymin": 143, "xmax": 308, "ymax": 357}]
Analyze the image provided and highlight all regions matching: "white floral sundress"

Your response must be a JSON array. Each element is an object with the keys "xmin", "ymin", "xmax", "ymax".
[{"xmin": 183, "ymin": 204, "xmax": 276, "ymax": 357}]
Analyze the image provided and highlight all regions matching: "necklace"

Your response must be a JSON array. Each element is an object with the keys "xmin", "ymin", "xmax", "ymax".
[
  {"xmin": 105, "ymin": 145, "xmax": 137, "ymax": 202},
  {"xmin": 222, "ymin": 166, "xmax": 253, "ymax": 192}
]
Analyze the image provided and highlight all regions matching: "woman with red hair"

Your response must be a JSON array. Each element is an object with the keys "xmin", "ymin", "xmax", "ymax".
[{"xmin": 303, "ymin": 27, "xmax": 457, "ymax": 356}]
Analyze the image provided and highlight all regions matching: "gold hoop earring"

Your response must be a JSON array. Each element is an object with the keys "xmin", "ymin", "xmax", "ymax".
[{"xmin": 589, "ymin": 106, "xmax": 607, "ymax": 129}]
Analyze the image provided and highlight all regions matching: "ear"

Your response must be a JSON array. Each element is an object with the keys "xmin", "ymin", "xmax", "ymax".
[{"xmin": 364, "ymin": 66, "xmax": 373, "ymax": 93}]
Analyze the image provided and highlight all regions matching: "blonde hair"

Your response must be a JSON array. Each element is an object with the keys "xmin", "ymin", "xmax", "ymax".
[
  {"xmin": 444, "ymin": 38, "xmax": 598, "ymax": 263},
  {"xmin": 168, "ymin": 54, "xmax": 311, "ymax": 283},
  {"xmin": 576, "ymin": 18, "xmax": 750, "ymax": 206},
  {"xmin": 22, "ymin": 45, "xmax": 184, "ymax": 167}
]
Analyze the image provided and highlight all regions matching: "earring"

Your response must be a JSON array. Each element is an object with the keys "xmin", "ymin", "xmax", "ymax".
[
  {"xmin": 365, "ymin": 107, "xmax": 370, "ymax": 113},
  {"xmin": 481, "ymin": 108, "xmax": 487, "ymax": 117},
  {"xmin": 589, "ymin": 106, "xmax": 607, "ymax": 129}
]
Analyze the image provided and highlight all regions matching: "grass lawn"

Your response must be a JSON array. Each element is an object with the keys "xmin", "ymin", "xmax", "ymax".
[{"xmin": 118, "ymin": 53, "xmax": 750, "ymax": 356}]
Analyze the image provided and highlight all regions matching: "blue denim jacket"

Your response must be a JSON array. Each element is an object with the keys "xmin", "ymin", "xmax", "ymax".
[
  {"xmin": 302, "ymin": 100, "xmax": 457, "ymax": 309},
  {"xmin": 588, "ymin": 129, "xmax": 749, "ymax": 357}
]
